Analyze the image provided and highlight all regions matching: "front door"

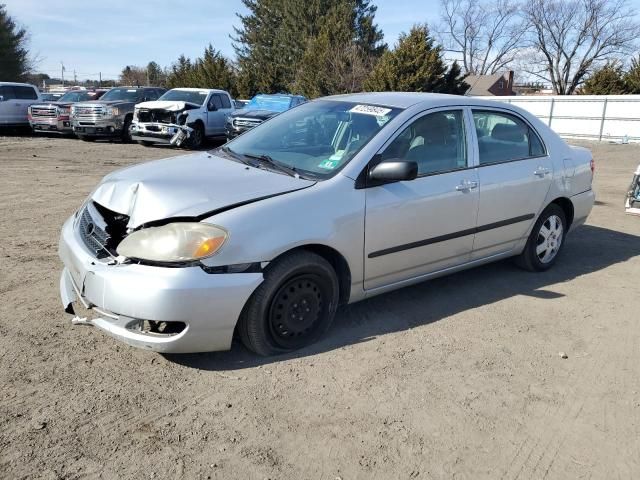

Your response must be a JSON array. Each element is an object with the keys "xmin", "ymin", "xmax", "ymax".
[
  {"xmin": 470, "ymin": 109, "xmax": 553, "ymax": 259},
  {"xmin": 206, "ymin": 94, "xmax": 226, "ymax": 136},
  {"xmin": 364, "ymin": 109, "xmax": 480, "ymax": 290}
]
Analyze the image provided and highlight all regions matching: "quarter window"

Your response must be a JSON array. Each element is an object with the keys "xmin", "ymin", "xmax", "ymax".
[
  {"xmin": 381, "ymin": 110, "xmax": 467, "ymax": 176},
  {"xmin": 473, "ymin": 110, "xmax": 545, "ymax": 165}
]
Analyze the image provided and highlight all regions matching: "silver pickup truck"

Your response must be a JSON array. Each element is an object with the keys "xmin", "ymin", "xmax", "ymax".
[{"xmin": 70, "ymin": 86, "xmax": 165, "ymax": 142}]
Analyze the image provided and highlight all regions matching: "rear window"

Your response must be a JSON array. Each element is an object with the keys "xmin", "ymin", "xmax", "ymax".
[{"xmin": 220, "ymin": 94, "xmax": 231, "ymax": 109}]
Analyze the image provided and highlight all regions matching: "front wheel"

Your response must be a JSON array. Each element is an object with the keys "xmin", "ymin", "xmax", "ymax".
[
  {"xmin": 516, "ymin": 204, "xmax": 567, "ymax": 272},
  {"xmin": 121, "ymin": 116, "xmax": 133, "ymax": 143},
  {"xmin": 238, "ymin": 251, "xmax": 339, "ymax": 356},
  {"xmin": 188, "ymin": 123, "xmax": 204, "ymax": 149}
]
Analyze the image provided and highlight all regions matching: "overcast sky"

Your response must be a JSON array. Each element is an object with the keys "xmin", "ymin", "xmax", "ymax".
[
  {"xmin": 4, "ymin": 0, "xmax": 433, "ymax": 81},
  {"xmin": 5, "ymin": 0, "xmax": 640, "ymax": 82}
]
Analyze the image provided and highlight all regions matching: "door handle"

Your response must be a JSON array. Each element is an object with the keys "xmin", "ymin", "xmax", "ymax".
[
  {"xmin": 456, "ymin": 180, "xmax": 478, "ymax": 191},
  {"xmin": 534, "ymin": 167, "xmax": 550, "ymax": 177}
]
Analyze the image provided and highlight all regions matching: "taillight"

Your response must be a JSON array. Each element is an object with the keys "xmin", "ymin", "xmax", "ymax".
[{"xmin": 590, "ymin": 159, "xmax": 595, "ymax": 174}]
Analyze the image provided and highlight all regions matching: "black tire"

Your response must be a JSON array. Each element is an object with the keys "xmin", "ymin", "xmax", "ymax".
[
  {"xmin": 516, "ymin": 204, "xmax": 567, "ymax": 272},
  {"xmin": 188, "ymin": 122, "xmax": 205, "ymax": 149},
  {"xmin": 238, "ymin": 251, "xmax": 339, "ymax": 356},
  {"xmin": 137, "ymin": 140, "xmax": 154, "ymax": 147},
  {"xmin": 121, "ymin": 116, "xmax": 133, "ymax": 143},
  {"xmin": 77, "ymin": 135, "xmax": 95, "ymax": 142}
]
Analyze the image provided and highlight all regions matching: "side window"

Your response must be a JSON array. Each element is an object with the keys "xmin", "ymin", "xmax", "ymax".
[
  {"xmin": 473, "ymin": 110, "xmax": 546, "ymax": 165},
  {"xmin": 381, "ymin": 110, "xmax": 467, "ymax": 176},
  {"xmin": 208, "ymin": 94, "xmax": 222, "ymax": 110},
  {"xmin": 0, "ymin": 86, "xmax": 15, "ymax": 100},
  {"xmin": 220, "ymin": 94, "xmax": 231, "ymax": 109},
  {"xmin": 144, "ymin": 89, "xmax": 159, "ymax": 101},
  {"xmin": 14, "ymin": 86, "xmax": 38, "ymax": 100}
]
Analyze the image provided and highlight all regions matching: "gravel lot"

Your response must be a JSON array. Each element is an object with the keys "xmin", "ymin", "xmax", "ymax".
[{"xmin": 1, "ymin": 134, "xmax": 639, "ymax": 480}]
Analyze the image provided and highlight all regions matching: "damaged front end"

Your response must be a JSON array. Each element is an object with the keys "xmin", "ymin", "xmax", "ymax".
[
  {"xmin": 625, "ymin": 164, "xmax": 640, "ymax": 216},
  {"xmin": 131, "ymin": 103, "xmax": 198, "ymax": 147}
]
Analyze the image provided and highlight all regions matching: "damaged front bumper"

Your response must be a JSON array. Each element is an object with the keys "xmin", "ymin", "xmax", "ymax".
[
  {"xmin": 625, "ymin": 164, "xmax": 640, "ymax": 216},
  {"xmin": 58, "ymin": 215, "xmax": 263, "ymax": 353},
  {"xmin": 130, "ymin": 122, "xmax": 193, "ymax": 146}
]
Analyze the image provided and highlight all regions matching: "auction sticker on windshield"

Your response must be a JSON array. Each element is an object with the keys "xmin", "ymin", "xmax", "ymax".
[{"xmin": 349, "ymin": 104, "xmax": 392, "ymax": 117}]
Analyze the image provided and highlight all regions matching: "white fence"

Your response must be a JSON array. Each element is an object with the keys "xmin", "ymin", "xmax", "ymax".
[{"xmin": 484, "ymin": 95, "xmax": 640, "ymax": 143}]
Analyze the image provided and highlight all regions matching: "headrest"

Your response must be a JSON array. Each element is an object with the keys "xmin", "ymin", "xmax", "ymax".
[{"xmin": 491, "ymin": 123, "xmax": 525, "ymax": 142}]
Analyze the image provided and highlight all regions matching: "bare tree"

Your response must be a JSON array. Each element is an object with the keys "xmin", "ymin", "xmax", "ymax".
[
  {"xmin": 522, "ymin": 0, "xmax": 640, "ymax": 94},
  {"xmin": 438, "ymin": 0, "xmax": 525, "ymax": 75}
]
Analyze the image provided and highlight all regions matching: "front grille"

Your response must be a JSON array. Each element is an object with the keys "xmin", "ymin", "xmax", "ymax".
[
  {"xmin": 78, "ymin": 203, "xmax": 129, "ymax": 259},
  {"xmin": 31, "ymin": 106, "xmax": 57, "ymax": 118},
  {"xmin": 74, "ymin": 105, "xmax": 104, "ymax": 122},
  {"xmin": 233, "ymin": 118, "xmax": 263, "ymax": 128},
  {"xmin": 137, "ymin": 109, "xmax": 176, "ymax": 124}
]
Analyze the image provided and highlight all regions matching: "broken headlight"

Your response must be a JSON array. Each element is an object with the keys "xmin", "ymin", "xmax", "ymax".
[{"xmin": 116, "ymin": 223, "xmax": 228, "ymax": 263}]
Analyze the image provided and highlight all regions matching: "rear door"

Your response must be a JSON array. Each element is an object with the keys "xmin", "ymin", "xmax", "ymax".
[
  {"xmin": 364, "ymin": 108, "xmax": 480, "ymax": 290},
  {"xmin": 0, "ymin": 85, "xmax": 18, "ymax": 124},
  {"xmin": 470, "ymin": 109, "xmax": 552, "ymax": 259}
]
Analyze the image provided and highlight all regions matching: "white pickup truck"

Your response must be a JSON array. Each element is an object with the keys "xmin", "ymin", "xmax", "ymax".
[{"xmin": 130, "ymin": 88, "xmax": 234, "ymax": 148}]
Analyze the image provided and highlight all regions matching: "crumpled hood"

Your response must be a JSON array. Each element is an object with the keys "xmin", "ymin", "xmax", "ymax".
[
  {"xmin": 135, "ymin": 100, "xmax": 200, "ymax": 111},
  {"xmin": 91, "ymin": 151, "xmax": 315, "ymax": 228}
]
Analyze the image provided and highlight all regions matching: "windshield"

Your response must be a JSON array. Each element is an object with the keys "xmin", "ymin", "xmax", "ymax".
[
  {"xmin": 224, "ymin": 100, "xmax": 402, "ymax": 179},
  {"xmin": 58, "ymin": 91, "xmax": 94, "ymax": 103},
  {"xmin": 100, "ymin": 88, "xmax": 143, "ymax": 102},
  {"xmin": 158, "ymin": 89, "xmax": 209, "ymax": 106},
  {"xmin": 245, "ymin": 95, "xmax": 293, "ymax": 113}
]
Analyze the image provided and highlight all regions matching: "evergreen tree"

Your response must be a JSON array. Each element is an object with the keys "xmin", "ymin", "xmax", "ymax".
[
  {"xmin": 581, "ymin": 62, "xmax": 627, "ymax": 95},
  {"xmin": 624, "ymin": 56, "xmax": 640, "ymax": 94},
  {"xmin": 233, "ymin": 0, "xmax": 384, "ymax": 97},
  {"xmin": 294, "ymin": 2, "xmax": 382, "ymax": 97},
  {"xmin": 192, "ymin": 45, "xmax": 236, "ymax": 95},
  {"xmin": 365, "ymin": 25, "xmax": 468, "ymax": 95},
  {"xmin": 165, "ymin": 47, "xmax": 237, "ymax": 96},
  {"xmin": 146, "ymin": 61, "xmax": 166, "ymax": 87},
  {"xmin": 0, "ymin": 4, "xmax": 30, "ymax": 81}
]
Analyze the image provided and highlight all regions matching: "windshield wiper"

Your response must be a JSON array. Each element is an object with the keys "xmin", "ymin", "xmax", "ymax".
[
  {"xmin": 242, "ymin": 153, "xmax": 301, "ymax": 178},
  {"xmin": 219, "ymin": 146, "xmax": 251, "ymax": 165}
]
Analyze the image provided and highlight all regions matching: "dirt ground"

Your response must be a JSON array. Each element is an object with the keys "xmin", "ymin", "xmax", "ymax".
[{"xmin": 0, "ymin": 133, "xmax": 639, "ymax": 480}]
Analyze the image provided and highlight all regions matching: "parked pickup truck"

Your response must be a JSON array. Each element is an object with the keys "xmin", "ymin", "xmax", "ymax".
[
  {"xmin": 225, "ymin": 93, "xmax": 306, "ymax": 140},
  {"xmin": 131, "ymin": 88, "xmax": 234, "ymax": 148},
  {"xmin": 71, "ymin": 86, "xmax": 166, "ymax": 142},
  {"xmin": 0, "ymin": 82, "xmax": 40, "ymax": 128},
  {"xmin": 28, "ymin": 89, "xmax": 108, "ymax": 135}
]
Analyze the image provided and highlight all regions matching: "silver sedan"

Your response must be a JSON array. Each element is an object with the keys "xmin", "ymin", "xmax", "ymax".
[{"xmin": 58, "ymin": 93, "xmax": 595, "ymax": 355}]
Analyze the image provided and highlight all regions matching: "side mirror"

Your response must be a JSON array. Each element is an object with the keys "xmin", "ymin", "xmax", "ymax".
[
  {"xmin": 0, "ymin": 95, "xmax": 4, "ymax": 102},
  {"xmin": 369, "ymin": 160, "xmax": 418, "ymax": 183},
  {"xmin": 208, "ymin": 102, "xmax": 217, "ymax": 112}
]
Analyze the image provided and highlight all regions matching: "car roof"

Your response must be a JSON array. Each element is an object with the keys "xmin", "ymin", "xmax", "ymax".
[
  {"xmin": 168, "ymin": 88, "xmax": 228, "ymax": 93},
  {"xmin": 0, "ymin": 82, "xmax": 37, "ymax": 87},
  {"xmin": 323, "ymin": 92, "xmax": 511, "ymax": 110}
]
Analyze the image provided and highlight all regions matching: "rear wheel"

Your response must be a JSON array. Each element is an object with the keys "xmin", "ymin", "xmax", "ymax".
[
  {"xmin": 516, "ymin": 204, "xmax": 567, "ymax": 272},
  {"xmin": 238, "ymin": 251, "xmax": 339, "ymax": 356}
]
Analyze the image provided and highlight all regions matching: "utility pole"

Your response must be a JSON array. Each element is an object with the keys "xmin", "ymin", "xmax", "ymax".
[
  {"xmin": 73, "ymin": 70, "xmax": 77, "ymax": 84},
  {"xmin": 61, "ymin": 61, "xmax": 65, "ymax": 87},
  {"xmin": 98, "ymin": 72, "xmax": 102, "ymax": 87}
]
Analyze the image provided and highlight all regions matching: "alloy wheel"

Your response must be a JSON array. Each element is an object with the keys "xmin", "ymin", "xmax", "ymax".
[{"xmin": 536, "ymin": 214, "xmax": 564, "ymax": 264}]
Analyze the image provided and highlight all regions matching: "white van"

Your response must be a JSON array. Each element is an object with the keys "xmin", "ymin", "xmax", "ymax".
[{"xmin": 0, "ymin": 82, "xmax": 41, "ymax": 127}]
